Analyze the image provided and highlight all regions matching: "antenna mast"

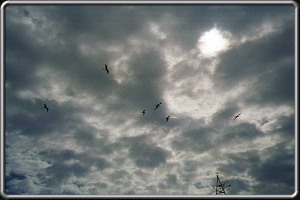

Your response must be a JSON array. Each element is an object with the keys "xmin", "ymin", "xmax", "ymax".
[{"xmin": 211, "ymin": 172, "xmax": 231, "ymax": 195}]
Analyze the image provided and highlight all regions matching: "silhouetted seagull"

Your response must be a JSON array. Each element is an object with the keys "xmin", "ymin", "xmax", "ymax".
[
  {"xmin": 154, "ymin": 102, "xmax": 162, "ymax": 110},
  {"xmin": 141, "ymin": 109, "xmax": 146, "ymax": 115},
  {"xmin": 165, "ymin": 116, "xmax": 170, "ymax": 123},
  {"xmin": 43, "ymin": 104, "xmax": 49, "ymax": 112},
  {"xmin": 234, "ymin": 113, "xmax": 241, "ymax": 120},
  {"xmin": 103, "ymin": 64, "xmax": 109, "ymax": 74}
]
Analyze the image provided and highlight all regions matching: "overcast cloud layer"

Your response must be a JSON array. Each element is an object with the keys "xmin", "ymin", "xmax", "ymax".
[{"xmin": 2, "ymin": 2, "xmax": 296, "ymax": 196}]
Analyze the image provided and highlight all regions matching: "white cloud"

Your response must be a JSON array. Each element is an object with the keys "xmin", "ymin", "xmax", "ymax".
[
  {"xmin": 239, "ymin": 21, "xmax": 277, "ymax": 43},
  {"xmin": 149, "ymin": 22, "xmax": 167, "ymax": 40}
]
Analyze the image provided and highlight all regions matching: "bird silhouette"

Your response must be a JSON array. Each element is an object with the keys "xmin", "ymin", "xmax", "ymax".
[
  {"xmin": 165, "ymin": 116, "xmax": 170, "ymax": 123},
  {"xmin": 43, "ymin": 104, "xmax": 49, "ymax": 112},
  {"xmin": 154, "ymin": 102, "xmax": 162, "ymax": 110},
  {"xmin": 141, "ymin": 109, "xmax": 146, "ymax": 115},
  {"xmin": 234, "ymin": 113, "xmax": 241, "ymax": 120},
  {"xmin": 103, "ymin": 64, "xmax": 109, "ymax": 74}
]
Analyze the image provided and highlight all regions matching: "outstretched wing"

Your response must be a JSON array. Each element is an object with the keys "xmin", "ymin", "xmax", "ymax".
[{"xmin": 105, "ymin": 64, "xmax": 109, "ymax": 74}]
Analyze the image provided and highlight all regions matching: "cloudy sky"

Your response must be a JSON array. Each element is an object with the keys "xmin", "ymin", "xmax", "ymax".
[{"xmin": 2, "ymin": 1, "xmax": 296, "ymax": 196}]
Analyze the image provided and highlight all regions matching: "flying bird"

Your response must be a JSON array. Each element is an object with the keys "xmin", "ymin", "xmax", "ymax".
[
  {"xmin": 102, "ymin": 64, "xmax": 109, "ymax": 74},
  {"xmin": 141, "ymin": 109, "xmax": 146, "ymax": 115},
  {"xmin": 165, "ymin": 116, "xmax": 170, "ymax": 123},
  {"xmin": 234, "ymin": 113, "xmax": 241, "ymax": 120},
  {"xmin": 154, "ymin": 102, "xmax": 162, "ymax": 110},
  {"xmin": 43, "ymin": 104, "xmax": 49, "ymax": 112}
]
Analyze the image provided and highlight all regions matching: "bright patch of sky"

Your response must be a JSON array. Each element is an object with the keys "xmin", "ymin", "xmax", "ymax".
[{"xmin": 197, "ymin": 26, "xmax": 231, "ymax": 58}]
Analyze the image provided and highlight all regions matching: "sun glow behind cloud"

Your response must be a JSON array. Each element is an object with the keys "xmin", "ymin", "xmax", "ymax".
[{"xmin": 197, "ymin": 27, "xmax": 231, "ymax": 58}]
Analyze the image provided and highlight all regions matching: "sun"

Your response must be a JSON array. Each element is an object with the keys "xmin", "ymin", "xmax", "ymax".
[{"xmin": 197, "ymin": 27, "xmax": 230, "ymax": 57}]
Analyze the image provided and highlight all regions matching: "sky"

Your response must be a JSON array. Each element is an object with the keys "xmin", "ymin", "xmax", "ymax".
[{"xmin": 2, "ymin": 2, "xmax": 297, "ymax": 196}]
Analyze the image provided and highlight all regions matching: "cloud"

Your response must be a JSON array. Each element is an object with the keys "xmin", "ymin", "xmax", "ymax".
[
  {"xmin": 171, "ymin": 125, "xmax": 214, "ymax": 153},
  {"xmin": 250, "ymin": 141, "xmax": 295, "ymax": 195},
  {"xmin": 216, "ymin": 140, "xmax": 294, "ymax": 195},
  {"xmin": 121, "ymin": 135, "xmax": 169, "ymax": 168},
  {"xmin": 213, "ymin": 19, "xmax": 294, "ymax": 96},
  {"xmin": 5, "ymin": 177, "xmax": 29, "ymax": 194},
  {"xmin": 3, "ymin": 3, "xmax": 295, "ymax": 196}
]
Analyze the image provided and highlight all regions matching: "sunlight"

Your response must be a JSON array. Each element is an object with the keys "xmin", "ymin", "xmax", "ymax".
[{"xmin": 197, "ymin": 27, "xmax": 230, "ymax": 58}]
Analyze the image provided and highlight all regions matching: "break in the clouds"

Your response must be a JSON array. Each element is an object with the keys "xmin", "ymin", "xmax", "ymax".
[{"xmin": 2, "ymin": 2, "xmax": 296, "ymax": 196}]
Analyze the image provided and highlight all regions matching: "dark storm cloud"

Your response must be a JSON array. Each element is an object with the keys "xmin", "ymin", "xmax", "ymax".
[
  {"xmin": 5, "ymin": 6, "xmax": 60, "ymax": 77},
  {"xmin": 5, "ymin": 24, "xmax": 44, "ymax": 91},
  {"xmin": 41, "ymin": 5, "xmax": 151, "ymax": 42},
  {"xmin": 6, "ymin": 5, "xmax": 120, "ymax": 100},
  {"xmin": 129, "ymin": 141, "xmax": 168, "ymax": 168},
  {"xmin": 213, "ymin": 19, "xmax": 294, "ymax": 106},
  {"xmin": 218, "ymin": 150, "xmax": 261, "ymax": 176},
  {"xmin": 171, "ymin": 125, "xmax": 214, "ymax": 153},
  {"xmin": 217, "ymin": 140, "xmax": 294, "ymax": 195},
  {"xmin": 216, "ymin": 122, "xmax": 264, "ymax": 145},
  {"xmin": 159, "ymin": 174, "xmax": 178, "ymax": 189},
  {"xmin": 250, "ymin": 141, "xmax": 295, "ymax": 195},
  {"xmin": 183, "ymin": 160, "xmax": 199, "ymax": 172},
  {"xmin": 274, "ymin": 113, "xmax": 295, "ymax": 139},
  {"xmin": 5, "ymin": 97, "xmax": 84, "ymax": 137},
  {"xmin": 5, "ymin": 171, "xmax": 28, "ymax": 194},
  {"xmin": 245, "ymin": 59, "xmax": 295, "ymax": 106},
  {"xmin": 243, "ymin": 25, "xmax": 294, "ymax": 107},
  {"xmin": 37, "ymin": 149, "xmax": 110, "ymax": 190},
  {"xmin": 6, "ymin": 171, "xmax": 26, "ymax": 182},
  {"xmin": 72, "ymin": 129, "xmax": 117, "ymax": 155},
  {"xmin": 39, "ymin": 149, "xmax": 110, "ymax": 170},
  {"xmin": 193, "ymin": 182, "xmax": 204, "ymax": 190},
  {"xmin": 121, "ymin": 135, "xmax": 169, "ymax": 168},
  {"xmin": 5, "ymin": 177, "xmax": 29, "ymax": 195},
  {"xmin": 45, "ymin": 162, "xmax": 89, "ymax": 187}
]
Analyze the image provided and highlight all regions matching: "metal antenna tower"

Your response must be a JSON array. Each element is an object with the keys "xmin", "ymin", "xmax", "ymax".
[{"xmin": 211, "ymin": 172, "xmax": 231, "ymax": 195}]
